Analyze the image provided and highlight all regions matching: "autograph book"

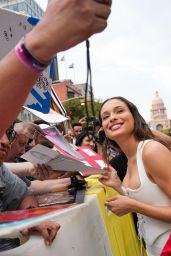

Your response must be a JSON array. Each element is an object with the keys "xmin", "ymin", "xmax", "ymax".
[
  {"xmin": 21, "ymin": 125, "xmax": 107, "ymax": 175},
  {"xmin": 21, "ymin": 144, "xmax": 103, "ymax": 174},
  {"xmin": 43, "ymin": 126, "xmax": 83, "ymax": 159}
]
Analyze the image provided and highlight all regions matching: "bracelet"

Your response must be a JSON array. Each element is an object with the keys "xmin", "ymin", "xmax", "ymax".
[
  {"xmin": 15, "ymin": 37, "xmax": 51, "ymax": 73},
  {"xmin": 121, "ymin": 186, "xmax": 129, "ymax": 196}
]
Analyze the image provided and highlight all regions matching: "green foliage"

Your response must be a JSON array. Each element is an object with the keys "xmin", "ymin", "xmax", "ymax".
[
  {"xmin": 63, "ymin": 99, "xmax": 84, "ymax": 123},
  {"xmin": 63, "ymin": 98, "xmax": 102, "ymax": 123},
  {"xmin": 162, "ymin": 128, "xmax": 171, "ymax": 136}
]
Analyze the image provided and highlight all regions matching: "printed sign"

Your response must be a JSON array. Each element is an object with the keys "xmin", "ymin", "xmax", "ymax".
[{"xmin": 0, "ymin": 8, "xmax": 52, "ymax": 113}]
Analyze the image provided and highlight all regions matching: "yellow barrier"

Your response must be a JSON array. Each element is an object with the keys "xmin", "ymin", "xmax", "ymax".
[{"xmin": 86, "ymin": 175, "xmax": 147, "ymax": 256}]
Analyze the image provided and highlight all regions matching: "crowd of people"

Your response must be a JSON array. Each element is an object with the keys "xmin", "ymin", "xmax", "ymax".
[
  {"xmin": 0, "ymin": 0, "xmax": 171, "ymax": 255},
  {"xmin": 0, "ymin": 0, "xmax": 112, "ymax": 252}
]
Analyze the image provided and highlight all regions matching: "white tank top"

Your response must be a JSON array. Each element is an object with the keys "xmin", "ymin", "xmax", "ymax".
[{"xmin": 123, "ymin": 140, "xmax": 171, "ymax": 253}]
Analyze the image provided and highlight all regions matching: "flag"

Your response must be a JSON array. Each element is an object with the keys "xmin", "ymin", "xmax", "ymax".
[
  {"xmin": 68, "ymin": 63, "xmax": 74, "ymax": 68},
  {"xmin": 60, "ymin": 56, "xmax": 65, "ymax": 61}
]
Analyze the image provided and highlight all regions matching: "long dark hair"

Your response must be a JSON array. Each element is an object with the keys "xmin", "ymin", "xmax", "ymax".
[
  {"xmin": 76, "ymin": 130, "xmax": 97, "ymax": 152},
  {"xmin": 99, "ymin": 96, "xmax": 154, "ymax": 151}
]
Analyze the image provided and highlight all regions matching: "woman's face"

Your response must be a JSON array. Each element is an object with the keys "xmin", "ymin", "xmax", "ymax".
[
  {"xmin": 81, "ymin": 135, "xmax": 96, "ymax": 150},
  {"xmin": 100, "ymin": 99, "xmax": 134, "ymax": 141}
]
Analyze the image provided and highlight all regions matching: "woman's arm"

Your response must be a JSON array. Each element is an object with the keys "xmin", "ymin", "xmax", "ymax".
[
  {"xmin": 99, "ymin": 166, "xmax": 125, "ymax": 195},
  {"xmin": 105, "ymin": 195, "xmax": 171, "ymax": 221},
  {"xmin": 105, "ymin": 141, "xmax": 171, "ymax": 221}
]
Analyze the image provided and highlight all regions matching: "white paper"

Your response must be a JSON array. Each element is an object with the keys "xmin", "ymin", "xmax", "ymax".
[
  {"xmin": 81, "ymin": 148, "xmax": 96, "ymax": 156},
  {"xmin": 95, "ymin": 160, "xmax": 106, "ymax": 169},
  {"xmin": 24, "ymin": 107, "xmax": 68, "ymax": 123},
  {"xmin": 21, "ymin": 144, "xmax": 103, "ymax": 173}
]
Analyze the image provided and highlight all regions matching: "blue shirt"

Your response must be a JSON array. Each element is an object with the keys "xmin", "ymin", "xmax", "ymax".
[{"xmin": 0, "ymin": 164, "xmax": 30, "ymax": 211}]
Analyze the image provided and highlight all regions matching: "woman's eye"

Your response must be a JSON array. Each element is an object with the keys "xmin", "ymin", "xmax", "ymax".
[
  {"xmin": 117, "ymin": 109, "xmax": 124, "ymax": 113},
  {"xmin": 102, "ymin": 115, "xmax": 109, "ymax": 120}
]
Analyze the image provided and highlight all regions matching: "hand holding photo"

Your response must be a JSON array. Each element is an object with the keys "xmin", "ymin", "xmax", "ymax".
[
  {"xmin": 21, "ymin": 144, "xmax": 103, "ymax": 174},
  {"xmin": 43, "ymin": 126, "xmax": 83, "ymax": 159}
]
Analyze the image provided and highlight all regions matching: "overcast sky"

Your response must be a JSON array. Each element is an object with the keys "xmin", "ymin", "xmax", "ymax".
[{"xmin": 36, "ymin": 0, "xmax": 171, "ymax": 122}]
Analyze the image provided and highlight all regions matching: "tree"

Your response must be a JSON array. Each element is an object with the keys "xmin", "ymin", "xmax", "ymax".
[
  {"xmin": 162, "ymin": 128, "xmax": 171, "ymax": 137},
  {"xmin": 63, "ymin": 98, "xmax": 102, "ymax": 124}
]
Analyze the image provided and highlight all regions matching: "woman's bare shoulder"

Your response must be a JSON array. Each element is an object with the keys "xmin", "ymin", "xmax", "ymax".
[
  {"xmin": 143, "ymin": 140, "xmax": 169, "ymax": 155},
  {"xmin": 142, "ymin": 140, "xmax": 171, "ymax": 169}
]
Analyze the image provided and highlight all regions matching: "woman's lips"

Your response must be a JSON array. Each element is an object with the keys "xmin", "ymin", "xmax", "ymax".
[{"xmin": 110, "ymin": 123, "xmax": 122, "ymax": 131}]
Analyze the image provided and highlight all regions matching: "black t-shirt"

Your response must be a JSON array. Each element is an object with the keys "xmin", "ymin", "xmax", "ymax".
[{"xmin": 109, "ymin": 152, "xmax": 127, "ymax": 181}]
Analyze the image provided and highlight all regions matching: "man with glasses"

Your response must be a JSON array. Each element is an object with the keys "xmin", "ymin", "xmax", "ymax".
[
  {"xmin": 5, "ymin": 126, "xmax": 17, "ymax": 145},
  {"xmin": 5, "ymin": 122, "xmax": 53, "ymax": 181},
  {"xmin": 4, "ymin": 122, "xmax": 74, "ymax": 194},
  {"xmin": 0, "ymin": 127, "xmax": 60, "ymax": 251}
]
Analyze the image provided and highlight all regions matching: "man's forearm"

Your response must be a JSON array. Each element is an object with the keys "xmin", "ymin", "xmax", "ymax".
[{"xmin": 4, "ymin": 162, "xmax": 31, "ymax": 177}]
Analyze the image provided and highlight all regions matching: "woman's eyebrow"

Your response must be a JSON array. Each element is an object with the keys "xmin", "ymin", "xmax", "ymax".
[
  {"xmin": 101, "ymin": 111, "xmax": 109, "ymax": 117},
  {"xmin": 114, "ymin": 106, "xmax": 124, "ymax": 110},
  {"xmin": 102, "ymin": 105, "xmax": 123, "ymax": 115}
]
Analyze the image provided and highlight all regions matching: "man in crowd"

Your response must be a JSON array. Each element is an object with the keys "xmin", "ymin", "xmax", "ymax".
[
  {"xmin": 72, "ymin": 123, "xmax": 83, "ymax": 145},
  {"xmin": 4, "ymin": 121, "xmax": 72, "ymax": 194},
  {"xmin": 0, "ymin": 125, "xmax": 60, "ymax": 250}
]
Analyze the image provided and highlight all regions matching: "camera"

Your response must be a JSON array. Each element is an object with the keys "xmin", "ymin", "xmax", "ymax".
[
  {"xmin": 96, "ymin": 130, "xmax": 106, "ymax": 145},
  {"xmin": 85, "ymin": 116, "xmax": 96, "ymax": 122}
]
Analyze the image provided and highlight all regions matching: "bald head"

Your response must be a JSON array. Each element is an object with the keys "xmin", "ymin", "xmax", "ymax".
[
  {"xmin": 14, "ymin": 122, "xmax": 44, "ymax": 139},
  {"xmin": 5, "ymin": 122, "xmax": 43, "ymax": 162}
]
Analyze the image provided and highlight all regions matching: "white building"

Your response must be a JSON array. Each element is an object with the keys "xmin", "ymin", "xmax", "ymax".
[
  {"xmin": 0, "ymin": 0, "xmax": 44, "ymax": 17},
  {"xmin": 149, "ymin": 91, "xmax": 171, "ymax": 131}
]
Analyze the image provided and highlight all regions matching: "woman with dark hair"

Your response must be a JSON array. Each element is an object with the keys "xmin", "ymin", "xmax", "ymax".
[
  {"xmin": 98, "ymin": 96, "xmax": 171, "ymax": 256},
  {"xmin": 76, "ymin": 130, "xmax": 97, "ymax": 152}
]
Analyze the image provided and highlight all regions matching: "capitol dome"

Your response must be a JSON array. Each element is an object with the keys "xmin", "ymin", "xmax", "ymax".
[
  {"xmin": 150, "ymin": 91, "xmax": 170, "ymax": 131},
  {"xmin": 151, "ymin": 91, "xmax": 165, "ymax": 109}
]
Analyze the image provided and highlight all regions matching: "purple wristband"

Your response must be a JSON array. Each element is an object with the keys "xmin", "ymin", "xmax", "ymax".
[{"xmin": 15, "ymin": 38, "xmax": 51, "ymax": 73}]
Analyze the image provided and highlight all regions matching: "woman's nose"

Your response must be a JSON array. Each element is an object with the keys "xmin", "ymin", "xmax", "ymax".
[{"xmin": 109, "ymin": 113, "xmax": 117, "ymax": 121}]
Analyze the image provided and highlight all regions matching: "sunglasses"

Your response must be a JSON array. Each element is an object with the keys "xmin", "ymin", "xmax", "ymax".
[{"xmin": 6, "ymin": 128, "xmax": 17, "ymax": 144}]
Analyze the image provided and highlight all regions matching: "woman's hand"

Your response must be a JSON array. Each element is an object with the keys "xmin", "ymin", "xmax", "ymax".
[
  {"xmin": 105, "ymin": 195, "xmax": 135, "ymax": 216},
  {"xmin": 64, "ymin": 132, "xmax": 73, "ymax": 144},
  {"xmin": 99, "ymin": 166, "xmax": 123, "ymax": 193},
  {"xmin": 21, "ymin": 221, "xmax": 60, "ymax": 246}
]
